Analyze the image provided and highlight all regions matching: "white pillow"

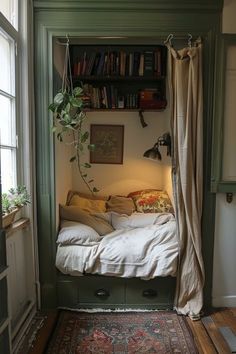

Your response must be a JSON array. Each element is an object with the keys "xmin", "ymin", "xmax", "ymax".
[
  {"xmin": 110, "ymin": 212, "xmax": 159, "ymax": 229},
  {"xmin": 111, "ymin": 212, "xmax": 174, "ymax": 230},
  {"xmin": 57, "ymin": 220, "xmax": 101, "ymax": 245}
]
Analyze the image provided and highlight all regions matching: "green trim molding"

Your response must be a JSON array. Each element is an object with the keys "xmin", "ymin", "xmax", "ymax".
[
  {"xmin": 33, "ymin": 0, "xmax": 223, "ymax": 11},
  {"xmin": 33, "ymin": 0, "xmax": 223, "ymax": 309},
  {"xmin": 211, "ymin": 34, "xmax": 236, "ymax": 193}
]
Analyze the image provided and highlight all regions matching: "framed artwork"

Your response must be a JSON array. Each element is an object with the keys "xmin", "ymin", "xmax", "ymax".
[{"xmin": 90, "ymin": 124, "xmax": 124, "ymax": 164}]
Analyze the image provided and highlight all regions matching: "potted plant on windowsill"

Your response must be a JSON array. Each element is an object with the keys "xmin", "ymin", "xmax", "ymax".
[{"xmin": 2, "ymin": 186, "xmax": 30, "ymax": 228}]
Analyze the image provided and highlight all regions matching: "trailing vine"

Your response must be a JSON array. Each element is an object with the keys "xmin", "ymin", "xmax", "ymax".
[
  {"xmin": 49, "ymin": 87, "xmax": 99, "ymax": 194},
  {"xmin": 48, "ymin": 37, "xmax": 98, "ymax": 194}
]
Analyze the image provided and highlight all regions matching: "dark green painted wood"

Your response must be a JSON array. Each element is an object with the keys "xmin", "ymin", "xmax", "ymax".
[
  {"xmin": 33, "ymin": 0, "xmax": 223, "ymax": 12},
  {"xmin": 78, "ymin": 277, "xmax": 125, "ymax": 305},
  {"xmin": 0, "ymin": 328, "xmax": 10, "ymax": 354},
  {"xmin": 126, "ymin": 277, "xmax": 175, "ymax": 305},
  {"xmin": 57, "ymin": 275, "xmax": 175, "ymax": 309},
  {"xmin": 211, "ymin": 34, "xmax": 236, "ymax": 193},
  {"xmin": 201, "ymin": 29, "xmax": 217, "ymax": 309},
  {"xmin": 0, "ymin": 230, "xmax": 6, "ymax": 270},
  {"xmin": 0, "ymin": 278, "xmax": 8, "ymax": 324},
  {"xmin": 34, "ymin": 1, "xmax": 222, "ymax": 309}
]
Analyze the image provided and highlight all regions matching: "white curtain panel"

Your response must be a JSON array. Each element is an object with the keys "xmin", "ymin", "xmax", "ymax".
[{"xmin": 166, "ymin": 38, "xmax": 205, "ymax": 319}]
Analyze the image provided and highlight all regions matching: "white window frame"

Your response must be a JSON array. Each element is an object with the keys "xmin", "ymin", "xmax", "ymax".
[{"xmin": 0, "ymin": 11, "xmax": 21, "ymax": 193}]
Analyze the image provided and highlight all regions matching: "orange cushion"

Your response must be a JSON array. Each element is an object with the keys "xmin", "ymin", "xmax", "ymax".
[{"xmin": 128, "ymin": 189, "xmax": 174, "ymax": 214}]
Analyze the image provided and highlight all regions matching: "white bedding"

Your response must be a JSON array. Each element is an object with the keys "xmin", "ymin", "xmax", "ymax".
[{"xmin": 56, "ymin": 213, "xmax": 178, "ymax": 280}]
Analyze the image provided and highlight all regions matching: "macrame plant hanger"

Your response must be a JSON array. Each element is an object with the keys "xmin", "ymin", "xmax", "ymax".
[{"xmin": 62, "ymin": 35, "xmax": 74, "ymax": 94}]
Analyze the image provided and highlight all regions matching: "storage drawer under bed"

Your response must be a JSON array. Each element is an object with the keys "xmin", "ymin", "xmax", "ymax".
[{"xmin": 57, "ymin": 274, "xmax": 176, "ymax": 309}]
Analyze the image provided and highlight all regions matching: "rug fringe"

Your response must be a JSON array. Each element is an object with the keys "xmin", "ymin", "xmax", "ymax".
[{"xmin": 58, "ymin": 306, "xmax": 173, "ymax": 313}]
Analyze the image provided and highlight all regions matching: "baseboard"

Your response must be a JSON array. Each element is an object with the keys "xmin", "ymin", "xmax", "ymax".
[
  {"xmin": 212, "ymin": 295, "xmax": 236, "ymax": 307},
  {"xmin": 12, "ymin": 303, "xmax": 36, "ymax": 353}
]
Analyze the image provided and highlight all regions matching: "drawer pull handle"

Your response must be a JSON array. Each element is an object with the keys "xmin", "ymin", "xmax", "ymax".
[
  {"xmin": 142, "ymin": 289, "xmax": 157, "ymax": 297},
  {"xmin": 95, "ymin": 289, "xmax": 110, "ymax": 298}
]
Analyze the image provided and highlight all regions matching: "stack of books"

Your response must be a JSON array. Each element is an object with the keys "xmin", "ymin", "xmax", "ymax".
[{"xmin": 72, "ymin": 46, "xmax": 166, "ymax": 77}]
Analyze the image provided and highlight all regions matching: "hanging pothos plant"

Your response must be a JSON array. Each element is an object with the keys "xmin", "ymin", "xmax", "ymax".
[{"xmin": 48, "ymin": 38, "xmax": 98, "ymax": 194}]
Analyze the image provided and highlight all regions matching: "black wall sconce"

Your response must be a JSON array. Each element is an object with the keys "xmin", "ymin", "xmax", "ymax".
[{"xmin": 143, "ymin": 132, "xmax": 171, "ymax": 161}]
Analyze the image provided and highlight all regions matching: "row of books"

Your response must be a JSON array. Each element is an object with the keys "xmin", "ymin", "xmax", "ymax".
[
  {"xmin": 82, "ymin": 84, "xmax": 166, "ymax": 110},
  {"xmin": 72, "ymin": 47, "xmax": 166, "ymax": 78}
]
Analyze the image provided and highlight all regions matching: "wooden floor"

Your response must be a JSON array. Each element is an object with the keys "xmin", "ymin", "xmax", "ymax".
[
  {"xmin": 187, "ymin": 308, "xmax": 236, "ymax": 353},
  {"xmin": 19, "ymin": 308, "xmax": 236, "ymax": 353}
]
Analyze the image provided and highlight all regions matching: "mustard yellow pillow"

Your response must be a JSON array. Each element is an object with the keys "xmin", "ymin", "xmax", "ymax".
[
  {"xmin": 106, "ymin": 195, "xmax": 135, "ymax": 215},
  {"xmin": 59, "ymin": 205, "xmax": 114, "ymax": 236},
  {"xmin": 69, "ymin": 194, "xmax": 106, "ymax": 213}
]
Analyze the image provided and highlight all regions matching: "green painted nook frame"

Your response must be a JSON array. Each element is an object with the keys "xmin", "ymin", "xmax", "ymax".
[
  {"xmin": 33, "ymin": 0, "xmax": 223, "ymax": 309},
  {"xmin": 211, "ymin": 34, "xmax": 236, "ymax": 193}
]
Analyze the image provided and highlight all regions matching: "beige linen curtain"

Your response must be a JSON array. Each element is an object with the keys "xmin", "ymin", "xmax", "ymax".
[{"xmin": 166, "ymin": 39, "xmax": 205, "ymax": 318}]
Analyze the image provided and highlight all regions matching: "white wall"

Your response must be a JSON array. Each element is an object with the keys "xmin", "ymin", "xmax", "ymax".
[
  {"xmin": 72, "ymin": 110, "xmax": 171, "ymax": 197},
  {"xmin": 222, "ymin": 0, "xmax": 236, "ymax": 33},
  {"xmin": 213, "ymin": 195, "xmax": 236, "ymax": 306},
  {"xmin": 212, "ymin": 0, "xmax": 236, "ymax": 307}
]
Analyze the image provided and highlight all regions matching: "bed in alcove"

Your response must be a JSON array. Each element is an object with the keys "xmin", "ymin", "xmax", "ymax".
[
  {"xmin": 53, "ymin": 37, "xmax": 177, "ymax": 310},
  {"xmin": 49, "ymin": 32, "xmax": 205, "ymax": 319},
  {"xmin": 56, "ymin": 189, "xmax": 177, "ymax": 309}
]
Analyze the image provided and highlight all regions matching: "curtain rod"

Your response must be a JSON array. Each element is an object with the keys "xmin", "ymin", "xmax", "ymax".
[{"xmin": 55, "ymin": 33, "xmax": 196, "ymax": 47}]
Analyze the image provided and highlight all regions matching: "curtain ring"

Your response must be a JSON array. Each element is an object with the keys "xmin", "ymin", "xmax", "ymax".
[
  {"xmin": 164, "ymin": 33, "xmax": 174, "ymax": 46},
  {"xmin": 66, "ymin": 34, "xmax": 70, "ymax": 46},
  {"xmin": 187, "ymin": 33, "xmax": 192, "ymax": 48}
]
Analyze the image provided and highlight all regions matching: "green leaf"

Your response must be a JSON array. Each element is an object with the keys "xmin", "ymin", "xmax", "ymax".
[
  {"xmin": 93, "ymin": 187, "xmax": 99, "ymax": 193},
  {"xmin": 73, "ymin": 87, "xmax": 83, "ymax": 96},
  {"xmin": 84, "ymin": 162, "xmax": 91, "ymax": 168},
  {"xmin": 78, "ymin": 143, "xmax": 84, "ymax": 151},
  {"xmin": 54, "ymin": 92, "xmax": 64, "ymax": 105},
  {"xmin": 70, "ymin": 156, "xmax": 76, "ymax": 162},
  {"xmin": 57, "ymin": 132, "xmax": 63, "ymax": 142},
  {"xmin": 51, "ymin": 126, "xmax": 57, "ymax": 133},
  {"xmin": 70, "ymin": 97, "xmax": 83, "ymax": 107},
  {"xmin": 48, "ymin": 103, "xmax": 57, "ymax": 112},
  {"xmin": 81, "ymin": 131, "xmax": 89, "ymax": 143},
  {"xmin": 87, "ymin": 144, "xmax": 95, "ymax": 151},
  {"xmin": 65, "ymin": 102, "xmax": 71, "ymax": 113}
]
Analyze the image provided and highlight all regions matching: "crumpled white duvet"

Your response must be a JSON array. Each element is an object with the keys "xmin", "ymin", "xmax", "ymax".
[{"xmin": 56, "ymin": 213, "xmax": 178, "ymax": 280}]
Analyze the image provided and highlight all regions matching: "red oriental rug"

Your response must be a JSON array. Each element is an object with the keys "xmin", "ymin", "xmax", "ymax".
[{"xmin": 46, "ymin": 310, "xmax": 198, "ymax": 354}]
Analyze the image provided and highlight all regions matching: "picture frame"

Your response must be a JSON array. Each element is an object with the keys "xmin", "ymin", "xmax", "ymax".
[{"xmin": 90, "ymin": 124, "xmax": 124, "ymax": 164}]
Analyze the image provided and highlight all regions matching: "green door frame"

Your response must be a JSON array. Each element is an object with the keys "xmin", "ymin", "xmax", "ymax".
[
  {"xmin": 211, "ymin": 34, "xmax": 236, "ymax": 194},
  {"xmin": 33, "ymin": 0, "xmax": 222, "ymax": 309}
]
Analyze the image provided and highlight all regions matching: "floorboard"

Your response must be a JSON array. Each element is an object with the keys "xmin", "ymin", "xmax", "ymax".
[
  {"xmin": 187, "ymin": 317, "xmax": 217, "ymax": 354},
  {"xmin": 189, "ymin": 308, "xmax": 236, "ymax": 354}
]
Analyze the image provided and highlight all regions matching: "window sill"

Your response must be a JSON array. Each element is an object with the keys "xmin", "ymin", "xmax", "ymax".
[{"xmin": 5, "ymin": 218, "xmax": 30, "ymax": 237}]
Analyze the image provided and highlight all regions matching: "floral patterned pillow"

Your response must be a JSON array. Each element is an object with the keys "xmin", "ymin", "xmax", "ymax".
[{"xmin": 127, "ymin": 189, "xmax": 174, "ymax": 214}]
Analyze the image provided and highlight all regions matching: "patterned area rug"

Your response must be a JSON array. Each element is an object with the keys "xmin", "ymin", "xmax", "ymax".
[{"xmin": 46, "ymin": 310, "xmax": 198, "ymax": 353}]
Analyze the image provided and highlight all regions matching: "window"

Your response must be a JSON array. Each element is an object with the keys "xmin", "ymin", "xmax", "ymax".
[
  {"xmin": 0, "ymin": 6, "xmax": 18, "ymax": 193},
  {"xmin": 0, "ymin": 0, "xmax": 18, "ymax": 30}
]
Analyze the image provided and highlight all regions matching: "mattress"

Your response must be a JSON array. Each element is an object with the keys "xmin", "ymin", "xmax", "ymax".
[{"xmin": 55, "ymin": 212, "xmax": 178, "ymax": 280}]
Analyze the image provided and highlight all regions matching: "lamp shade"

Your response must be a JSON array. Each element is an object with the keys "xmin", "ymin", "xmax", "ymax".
[
  {"xmin": 143, "ymin": 143, "xmax": 162, "ymax": 160},
  {"xmin": 143, "ymin": 132, "xmax": 171, "ymax": 161}
]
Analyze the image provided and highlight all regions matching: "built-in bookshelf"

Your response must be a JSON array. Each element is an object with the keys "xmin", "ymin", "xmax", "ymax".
[{"xmin": 70, "ymin": 44, "xmax": 167, "ymax": 111}]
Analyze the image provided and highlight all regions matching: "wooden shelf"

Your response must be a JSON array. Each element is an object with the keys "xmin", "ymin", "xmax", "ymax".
[
  {"xmin": 71, "ymin": 44, "xmax": 167, "ymax": 110},
  {"xmin": 73, "ymin": 75, "xmax": 165, "ymax": 82},
  {"xmin": 84, "ymin": 108, "xmax": 166, "ymax": 112},
  {"xmin": 5, "ymin": 218, "xmax": 30, "ymax": 238}
]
